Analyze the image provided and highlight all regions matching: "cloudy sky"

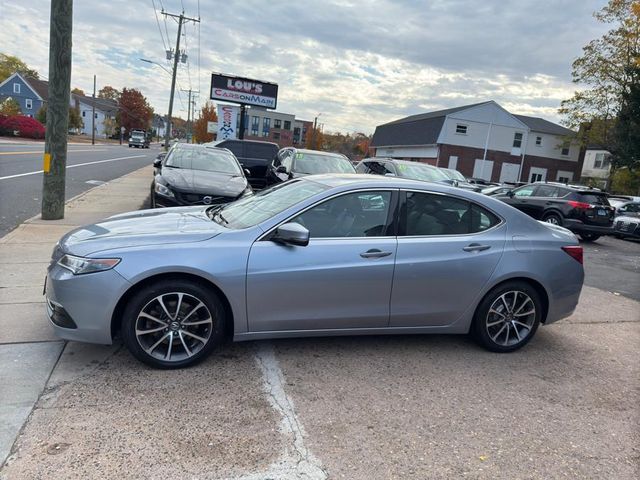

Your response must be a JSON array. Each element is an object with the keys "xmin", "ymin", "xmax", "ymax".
[{"xmin": 1, "ymin": 0, "xmax": 609, "ymax": 133}]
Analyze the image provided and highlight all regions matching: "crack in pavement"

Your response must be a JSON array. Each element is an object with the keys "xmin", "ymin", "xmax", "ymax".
[{"xmin": 231, "ymin": 342, "xmax": 327, "ymax": 480}]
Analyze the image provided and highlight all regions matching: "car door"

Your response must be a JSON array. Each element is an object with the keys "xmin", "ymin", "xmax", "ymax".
[
  {"xmin": 246, "ymin": 189, "xmax": 398, "ymax": 331},
  {"xmin": 500, "ymin": 184, "xmax": 538, "ymax": 217},
  {"xmin": 529, "ymin": 184, "xmax": 560, "ymax": 220},
  {"xmin": 389, "ymin": 190, "xmax": 506, "ymax": 327}
]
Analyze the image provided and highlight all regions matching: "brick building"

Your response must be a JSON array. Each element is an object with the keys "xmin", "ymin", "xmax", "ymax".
[
  {"xmin": 239, "ymin": 106, "xmax": 313, "ymax": 147},
  {"xmin": 371, "ymin": 101, "xmax": 582, "ymax": 184}
]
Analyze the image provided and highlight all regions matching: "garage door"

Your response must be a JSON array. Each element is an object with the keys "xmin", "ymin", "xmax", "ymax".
[
  {"xmin": 499, "ymin": 163, "xmax": 520, "ymax": 183},
  {"xmin": 473, "ymin": 159, "xmax": 494, "ymax": 181}
]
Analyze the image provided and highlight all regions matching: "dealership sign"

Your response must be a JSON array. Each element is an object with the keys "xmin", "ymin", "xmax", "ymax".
[
  {"xmin": 216, "ymin": 104, "xmax": 239, "ymax": 140},
  {"xmin": 210, "ymin": 73, "xmax": 278, "ymax": 109}
]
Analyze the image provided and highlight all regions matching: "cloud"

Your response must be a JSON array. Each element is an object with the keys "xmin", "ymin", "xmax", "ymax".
[{"xmin": 0, "ymin": 0, "xmax": 610, "ymax": 133}]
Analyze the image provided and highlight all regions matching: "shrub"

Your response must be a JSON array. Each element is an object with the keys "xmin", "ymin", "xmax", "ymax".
[{"xmin": 0, "ymin": 115, "xmax": 45, "ymax": 139}]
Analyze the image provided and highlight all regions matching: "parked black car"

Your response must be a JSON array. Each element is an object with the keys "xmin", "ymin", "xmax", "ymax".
[
  {"xmin": 266, "ymin": 148, "xmax": 355, "ymax": 185},
  {"xmin": 614, "ymin": 215, "xmax": 640, "ymax": 239},
  {"xmin": 496, "ymin": 182, "xmax": 615, "ymax": 241},
  {"xmin": 151, "ymin": 143, "xmax": 252, "ymax": 208},
  {"xmin": 212, "ymin": 139, "xmax": 279, "ymax": 190}
]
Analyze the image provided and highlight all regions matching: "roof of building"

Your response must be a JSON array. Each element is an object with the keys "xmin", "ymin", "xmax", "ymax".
[
  {"xmin": 512, "ymin": 114, "xmax": 574, "ymax": 136},
  {"xmin": 371, "ymin": 101, "xmax": 576, "ymax": 147},
  {"xmin": 23, "ymin": 77, "xmax": 48, "ymax": 101},
  {"xmin": 71, "ymin": 93, "xmax": 118, "ymax": 114}
]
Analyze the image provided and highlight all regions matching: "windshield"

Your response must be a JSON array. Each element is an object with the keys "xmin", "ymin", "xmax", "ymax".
[
  {"xmin": 443, "ymin": 169, "xmax": 466, "ymax": 181},
  {"xmin": 131, "ymin": 132, "xmax": 144, "ymax": 139},
  {"xmin": 293, "ymin": 153, "xmax": 356, "ymax": 175},
  {"xmin": 210, "ymin": 179, "xmax": 329, "ymax": 229},
  {"xmin": 396, "ymin": 163, "xmax": 449, "ymax": 182},
  {"xmin": 165, "ymin": 147, "xmax": 241, "ymax": 175}
]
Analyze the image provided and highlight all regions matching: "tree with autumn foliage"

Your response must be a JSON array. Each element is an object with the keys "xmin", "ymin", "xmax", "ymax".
[
  {"xmin": 98, "ymin": 85, "xmax": 120, "ymax": 102},
  {"xmin": 118, "ymin": 88, "xmax": 153, "ymax": 134},
  {"xmin": 193, "ymin": 101, "xmax": 218, "ymax": 143},
  {"xmin": 0, "ymin": 53, "xmax": 39, "ymax": 83},
  {"xmin": 560, "ymin": 0, "xmax": 640, "ymax": 173}
]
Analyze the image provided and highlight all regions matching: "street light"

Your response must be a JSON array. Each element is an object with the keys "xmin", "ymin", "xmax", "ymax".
[{"xmin": 139, "ymin": 58, "xmax": 172, "ymax": 146}]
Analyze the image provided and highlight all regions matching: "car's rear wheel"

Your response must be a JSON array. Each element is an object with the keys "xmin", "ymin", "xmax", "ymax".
[
  {"xmin": 471, "ymin": 281, "xmax": 541, "ymax": 352},
  {"xmin": 579, "ymin": 233, "xmax": 600, "ymax": 242},
  {"xmin": 122, "ymin": 279, "xmax": 225, "ymax": 369},
  {"xmin": 543, "ymin": 212, "xmax": 563, "ymax": 226}
]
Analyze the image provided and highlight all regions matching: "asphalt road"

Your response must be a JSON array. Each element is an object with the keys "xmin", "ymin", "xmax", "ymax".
[
  {"xmin": 583, "ymin": 235, "xmax": 640, "ymax": 301},
  {"xmin": 0, "ymin": 142, "xmax": 157, "ymax": 237}
]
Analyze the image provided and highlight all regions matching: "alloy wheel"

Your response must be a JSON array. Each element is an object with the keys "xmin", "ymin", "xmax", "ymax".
[
  {"xmin": 485, "ymin": 290, "xmax": 536, "ymax": 347},
  {"xmin": 135, "ymin": 292, "xmax": 213, "ymax": 362},
  {"xmin": 545, "ymin": 216, "xmax": 560, "ymax": 225}
]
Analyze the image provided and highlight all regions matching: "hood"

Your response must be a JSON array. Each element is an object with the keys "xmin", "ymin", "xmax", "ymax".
[
  {"xmin": 160, "ymin": 167, "xmax": 248, "ymax": 197},
  {"xmin": 59, "ymin": 206, "xmax": 224, "ymax": 256}
]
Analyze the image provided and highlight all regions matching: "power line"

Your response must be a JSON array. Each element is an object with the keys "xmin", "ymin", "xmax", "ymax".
[{"xmin": 150, "ymin": 0, "xmax": 167, "ymax": 51}]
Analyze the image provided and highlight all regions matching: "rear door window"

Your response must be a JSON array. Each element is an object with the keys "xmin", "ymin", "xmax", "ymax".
[
  {"xmin": 246, "ymin": 143, "xmax": 278, "ymax": 160},
  {"xmin": 577, "ymin": 193, "xmax": 610, "ymax": 206},
  {"xmin": 535, "ymin": 185, "xmax": 559, "ymax": 198}
]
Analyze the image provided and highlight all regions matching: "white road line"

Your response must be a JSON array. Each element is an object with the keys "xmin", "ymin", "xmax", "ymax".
[
  {"xmin": 0, "ymin": 155, "xmax": 147, "ymax": 181},
  {"xmin": 236, "ymin": 343, "xmax": 327, "ymax": 480}
]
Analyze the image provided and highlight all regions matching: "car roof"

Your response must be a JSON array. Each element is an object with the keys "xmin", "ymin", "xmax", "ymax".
[
  {"xmin": 301, "ymin": 173, "xmax": 446, "ymax": 189},
  {"xmin": 363, "ymin": 157, "xmax": 439, "ymax": 168}
]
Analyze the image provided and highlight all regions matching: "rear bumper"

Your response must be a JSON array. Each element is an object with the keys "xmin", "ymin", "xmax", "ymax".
[{"xmin": 563, "ymin": 219, "xmax": 613, "ymax": 235}]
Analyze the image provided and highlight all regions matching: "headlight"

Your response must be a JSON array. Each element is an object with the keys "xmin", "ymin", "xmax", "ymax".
[
  {"xmin": 58, "ymin": 254, "xmax": 120, "ymax": 275},
  {"xmin": 154, "ymin": 182, "xmax": 175, "ymax": 198}
]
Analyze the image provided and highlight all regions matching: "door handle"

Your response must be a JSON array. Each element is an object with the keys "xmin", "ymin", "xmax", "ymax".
[
  {"xmin": 360, "ymin": 249, "xmax": 392, "ymax": 259},
  {"xmin": 463, "ymin": 243, "xmax": 491, "ymax": 252}
]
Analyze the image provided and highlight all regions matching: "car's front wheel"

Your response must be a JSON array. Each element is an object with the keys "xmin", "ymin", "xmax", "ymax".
[
  {"xmin": 471, "ymin": 281, "xmax": 542, "ymax": 352},
  {"xmin": 122, "ymin": 279, "xmax": 226, "ymax": 368},
  {"xmin": 579, "ymin": 233, "xmax": 600, "ymax": 242}
]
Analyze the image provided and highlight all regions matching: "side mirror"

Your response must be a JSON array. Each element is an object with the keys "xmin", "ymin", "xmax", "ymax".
[
  {"xmin": 153, "ymin": 158, "xmax": 163, "ymax": 168},
  {"xmin": 271, "ymin": 222, "xmax": 309, "ymax": 247},
  {"xmin": 507, "ymin": 190, "xmax": 515, "ymax": 198},
  {"xmin": 244, "ymin": 168, "xmax": 251, "ymax": 177},
  {"xmin": 276, "ymin": 165, "xmax": 288, "ymax": 174}
]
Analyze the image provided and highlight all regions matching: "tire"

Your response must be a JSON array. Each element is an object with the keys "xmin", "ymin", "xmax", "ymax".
[
  {"xmin": 471, "ymin": 281, "xmax": 542, "ymax": 353},
  {"xmin": 150, "ymin": 184, "xmax": 156, "ymax": 208},
  {"xmin": 543, "ymin": 212, "xmax": 563, "ymax": 226},
  {"xmin": 579, "ymin": 233, "xmax": 600, "ymax": 242},
  {"xmin": 121, "ymin": 279, "xmax": 226, "ymax": 369}
]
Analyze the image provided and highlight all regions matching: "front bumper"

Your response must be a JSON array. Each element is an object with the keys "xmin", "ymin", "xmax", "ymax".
[
  {"xmin": 153, "ymin": 191, "xmax": 238, "ymax": 208},
  {"xmin": 45, "ymin": 263, "xmax": 132, "ymax": 344},
  {"xmin": 614, "ymin": 218, "xmax": 640, "ymax": 238}
]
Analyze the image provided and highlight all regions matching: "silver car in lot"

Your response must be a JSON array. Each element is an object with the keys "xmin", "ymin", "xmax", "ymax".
[{"xmin": 45, "ymin": 175, "xmax": 585, "ymax": 368}]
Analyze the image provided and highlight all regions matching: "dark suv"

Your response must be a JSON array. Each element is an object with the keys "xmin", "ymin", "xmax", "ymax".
[
  {"xmin": 497, "ymin": 182, "xmax": 615, "ymax": 241},
  {"xmin": 213, "ymin": 139, "xmax": 279, "ymax": 190}
]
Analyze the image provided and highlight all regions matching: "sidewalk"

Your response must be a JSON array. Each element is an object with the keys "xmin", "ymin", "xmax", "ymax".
[{"xmin": 0, "ymin": 165, "xmax": 153, "ymax": 465}]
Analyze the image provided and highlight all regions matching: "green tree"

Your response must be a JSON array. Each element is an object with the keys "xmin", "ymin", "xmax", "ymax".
[
  {"xmin": 68, "ymin": 107, "xmax": 83, "ymax": 131},
  {"xmin": 36, "ymin": 105, "xmax": 47, "ymax": 125},
  {"xmin": 611, "ymin": 67, "xmax": 640, "ymax": 170},
  {"xmin": 71, "ymin": 87, "xmax": 85, "ymax": 96},
  {"xmin": 0, "ymin": 98, "xmax": 21, "ymax": 116},
  {"xmin": 559, "ymin": 0, "xmax": 640, "ymax": 154},
  {"xmin": 0, "ymin": 53, "xmax": 39, "ymax": 82}
]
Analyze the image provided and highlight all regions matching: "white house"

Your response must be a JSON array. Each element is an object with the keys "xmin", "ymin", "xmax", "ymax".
[
  {"xmin": 580, "ymin": 148, "xmax": 611, "ymax": 187},
  {"xmin": 70, "ymin": 93, "xmax": 118, "ymax": 138}
]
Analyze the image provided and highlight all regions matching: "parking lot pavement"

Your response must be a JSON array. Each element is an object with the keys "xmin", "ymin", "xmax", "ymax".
[
  {"xmin": 1, "ymin": 286, "xmax": 638, "ymax": 479},
  {"xmin": 582, "ymin": 236, "xmax": 640, "ymax": 301}
]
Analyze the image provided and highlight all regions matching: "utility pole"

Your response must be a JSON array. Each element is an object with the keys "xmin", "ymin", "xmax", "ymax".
[
  {"xmin": 311, "ymin": 116, "xmax": 318, "ymax": 150},
  {"xmin": 91, "ymin": 74, "xmax": 96, "ymax": 145},
  {"xmin": 42, "ymin": 0, "xmax": 73, "ymax": 220},
  {"xmin": 161, "ymin": 9, "xmax": 200, "ymax": 150},
  {"xmin": 181, "ymin": 89, "xmax": 199, "ymax": 143},
  {"xmin": 239, "ymin": 105, "xmax": 246, "ymax": 140}
]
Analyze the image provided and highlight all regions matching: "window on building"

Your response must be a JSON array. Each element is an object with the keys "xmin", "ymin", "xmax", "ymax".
[
  {"xmin": 274, "ymin": 119, "xmax": 281, "ymax": 129},
  {"xmin": 25, "ymin": 99, "xmax": 33, "ymax": 110},
  {"xmin": 560, "ymin": 143, "xmax": 570, "ymax": 156},
  {"xmin": 558, "ymin": 176, "xmax": 570, "ymax": 183},
  {"xmin": 594, "ymin": 152, "xmax": 611, "ymax": 169},
  {"xmin": 455, "ymin": 124, "xmax": 467, "ymax": 135},
  {"xmin": 284, "ymin": 120, "xmax": 291, "ymax": 130},
  {"xmin": 263, "ymin": 117, "xmax": 271, "ymax": 130},
  {"xmin": 535, "ymin": 136, "xmax": 542, "ymax": 146},
  {"xmin": 530, "ymin": 173, "xmax": 543, "ymax": 182},
  {"xmin": 82, "ymin": 111, "xmax": 86, "ymax": 117},
  {"xmin": 273, "ymin": 132, "xmax": 281, "ymax": 140},
  {"xmin": 513, "ymin": 132, "xmax": 523, "ymax": 148},
  {"xmin": 251, "ymin": 128, "xmax": 259, "ymax": 136},
  {"xmin": 13, "ymin": 83, "xmax": 20, "ymax": 94},
  {"xmin": 94, "ymin": 113, "xmax": 98, "ymax": 119},
  {"xmin": 261, "ymin": 130, "xmax": 269, "ymax": 138},
  {"xmin": 252, "ymin": 116, "xmax": 260, "ymax": 127},
  {"xmin": 293, "ymin": 127, "xmax": 301, "ymax": 136}
]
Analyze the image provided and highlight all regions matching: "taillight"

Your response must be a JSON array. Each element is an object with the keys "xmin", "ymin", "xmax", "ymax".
[
  {"xmin": 562, "ymin": 245, "xmax": 583, "ymax": 264},
  {"xmin": 567, "ymin": 200, "xmax": 591, "ymax": 209}
]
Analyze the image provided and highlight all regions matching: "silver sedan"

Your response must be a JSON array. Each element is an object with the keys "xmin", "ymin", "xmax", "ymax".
[{"xmin": 45, "ymin": 175, "xmax": 584, "ymax": 368}]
